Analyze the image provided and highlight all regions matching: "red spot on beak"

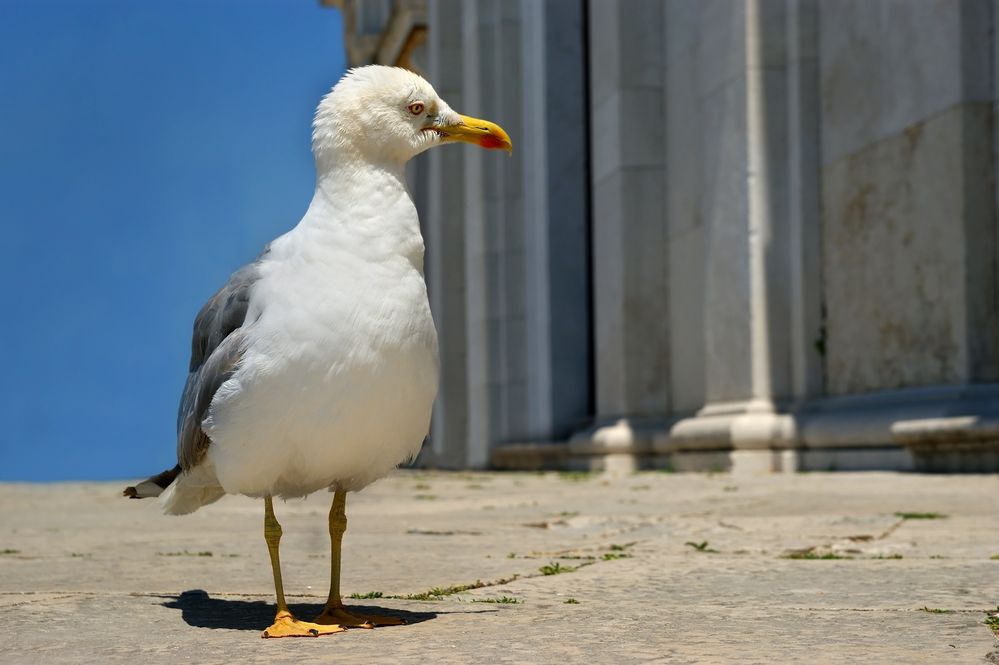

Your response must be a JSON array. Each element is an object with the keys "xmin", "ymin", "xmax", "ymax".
[{"xmin": 479, "ymin": 134, "xmax": 506, "ymax": 150}]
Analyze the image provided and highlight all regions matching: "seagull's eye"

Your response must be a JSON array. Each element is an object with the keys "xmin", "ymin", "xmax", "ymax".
[{"xmin": 407, "ymin": 102, "xmax": 425, "ymax": 116}]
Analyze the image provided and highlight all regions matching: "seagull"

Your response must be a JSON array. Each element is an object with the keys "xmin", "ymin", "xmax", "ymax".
[{"xmin": 124, "ymin": 65, "xmax": 511, "ymax": 638}]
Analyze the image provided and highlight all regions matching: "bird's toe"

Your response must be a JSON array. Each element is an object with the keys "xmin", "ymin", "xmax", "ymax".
[{"xmin": 262, "ymin": 611, "xmax": 346, "ymax": 638}]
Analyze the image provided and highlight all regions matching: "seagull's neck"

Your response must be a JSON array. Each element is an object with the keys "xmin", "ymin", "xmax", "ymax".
[
  {"xmin": 296, "ymin": 157, "xmax": 424, "ymax": 269},
  {"xmin": 308, "ymin": 158, "xmax": 410, "ymax": 217}
]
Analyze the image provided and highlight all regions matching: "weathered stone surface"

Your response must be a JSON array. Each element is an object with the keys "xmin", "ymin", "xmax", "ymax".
[
  {"xmin": 818, "ymin": 0, "xmax": 991, "ymax": 165},
  {"xmin": 2, "ymin": 471, "xmax": 998, "ymax": 663},
  {"xmin": 589, "ymin": 0, "xmax": 671, "ymax": 421},
  {"xmin": 667, "ymin": 223, "xmax": 707, "ymax": 413},
  {"xmin": 822, "ymin": 104, "xmax": 986, "ymax": 395},
  {"xmin": 592, "ymin": 168, "xmax": 670, "ymax": 417}
]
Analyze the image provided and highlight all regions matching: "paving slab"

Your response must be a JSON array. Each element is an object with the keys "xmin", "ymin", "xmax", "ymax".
[{"xmin": 1, "ymin": 471, "xmax": 998, "ymax": 664}]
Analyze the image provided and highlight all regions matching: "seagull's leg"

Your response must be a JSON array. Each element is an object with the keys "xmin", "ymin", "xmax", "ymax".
[
  {"xmin": 261, "ymin": 495, "xmax": 345, "ymax": 638},
  {"xmin": 314, "ymin": 489, "xmax": 405, "ymax": 628}
]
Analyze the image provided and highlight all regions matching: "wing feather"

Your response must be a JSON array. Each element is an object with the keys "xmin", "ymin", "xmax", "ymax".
[{"xmin": 176, "ymin": 257, "xmax": 264, "ymax": 471}]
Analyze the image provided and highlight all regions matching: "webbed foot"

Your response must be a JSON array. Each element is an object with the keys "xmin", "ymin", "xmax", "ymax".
[{"xmin": 262, "ymin": 610, "xmax": 346, "ymax": 638}]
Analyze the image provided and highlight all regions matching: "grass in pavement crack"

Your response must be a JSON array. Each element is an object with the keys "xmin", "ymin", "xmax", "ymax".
[
  {"xmin": 349, "ymin": 591, "xmax": 384, "ymax": 599},
  {"xmin": 539, "ymin": 561, "xmax": 577, "ymax": 576},
  {"xmin": 378, "ymin": 541, "xmax": 623, "ymax": 603},
  {"xmin": 985, "ymin": 607, "xmax": 999, "ymax": 635},
  {"xmin": 601, "ymin": 552, "xmax": 631, "ymax": 560},
  {"xmin": 157, "ymin": 550, "xmax": 213, "ymax": 557},
  {"xmin": 684, "ymin": 540, "xmax": 719, "ymax": 553},
  {"xmin": 894, "ymin": 511, "xmax": 946, "ymax": 520},
  {"xmin": 781, "ymin": 550, "xmax": 852, "ymax": 560},
  {"xmin": 387, "ymin": 575, "xmax": 522, "ymax": 601}
]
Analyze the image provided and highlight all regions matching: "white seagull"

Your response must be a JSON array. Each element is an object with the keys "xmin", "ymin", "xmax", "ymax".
[{"xmin": 125, "ymin": 65, "xmax": 511, "ymax": 638}]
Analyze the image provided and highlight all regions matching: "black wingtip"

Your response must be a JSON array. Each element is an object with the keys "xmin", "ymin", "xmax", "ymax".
[{"xmin": 123, "ymin": 486, "xmax": 138, "ymax": 498}]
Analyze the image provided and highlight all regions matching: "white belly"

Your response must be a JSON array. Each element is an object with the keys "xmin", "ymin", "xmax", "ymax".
[{"xmin": 203, "ymin": 253, "xmax": 439, "ymax": 498}]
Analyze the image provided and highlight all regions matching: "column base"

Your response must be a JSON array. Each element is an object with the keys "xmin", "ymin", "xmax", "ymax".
[{"xmin": 488, "ymin": 384, "xmax": 999, "ymax": 473}]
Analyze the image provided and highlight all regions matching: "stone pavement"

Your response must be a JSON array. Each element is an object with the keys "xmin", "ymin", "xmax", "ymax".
[{"xmin": 2, "ymin": 471, "xmax": 998, "ymax": 664}]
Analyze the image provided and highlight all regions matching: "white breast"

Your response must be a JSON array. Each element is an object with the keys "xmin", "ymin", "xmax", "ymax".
[{"xmin": 203, "ymin": 167, "xmax": 440, "ymax": 499}]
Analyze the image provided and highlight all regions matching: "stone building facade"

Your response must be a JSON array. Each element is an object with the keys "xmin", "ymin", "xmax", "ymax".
[{"xmin": 326, "ymin": 0, "xmax": 999, "ymax": 473}]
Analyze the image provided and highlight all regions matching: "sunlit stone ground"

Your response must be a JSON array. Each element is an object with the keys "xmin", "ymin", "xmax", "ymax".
[{"xmin": 2, "ymin": 470, "xmax": 998, "ymax": 663}]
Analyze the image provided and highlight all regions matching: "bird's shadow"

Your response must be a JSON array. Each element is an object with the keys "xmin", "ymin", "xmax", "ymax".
[{"xmin": 160, "ymin": 589, "xmax": 437, "ymax": 632}]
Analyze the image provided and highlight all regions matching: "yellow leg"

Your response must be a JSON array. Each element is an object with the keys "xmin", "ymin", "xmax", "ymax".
[
  {"xmin": 261, "ymin": 496, "xmax": 345, "ymax": 638},
  {"xmin": 314, "ymin": 489, "xmax": 404, "ymax": 628}
]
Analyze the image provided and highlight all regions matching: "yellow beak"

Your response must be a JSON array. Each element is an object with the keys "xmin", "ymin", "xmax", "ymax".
[{"xmin": 437, "ymin": 114, "xmax": 512, "ymax": 152}]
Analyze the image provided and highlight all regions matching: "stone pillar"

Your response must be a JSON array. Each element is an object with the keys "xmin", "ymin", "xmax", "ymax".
[
  {"xmin": 590, "ymin": 0, "xmax": 669, "ymax": 420},
  {"xmin": 663, "ymin": 0, "xmax": 821, "ymax": 415},
  {"xmin": 654, "ymin": 0, "xmax": 815, "ymax": 473},
  {"xmin": 572, "ymin": 0, "xmax": 669, "ymax": 470}
]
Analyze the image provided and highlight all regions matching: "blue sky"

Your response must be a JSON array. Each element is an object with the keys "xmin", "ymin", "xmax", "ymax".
[{"xmin": 0, "ymin": 1, "xmax": 345, "ymax": 481}]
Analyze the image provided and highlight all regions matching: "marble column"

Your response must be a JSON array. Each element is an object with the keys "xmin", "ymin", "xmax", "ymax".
[
  {"xmin": 572, "ymin": 0, "xmax": 670, "ymax": 470},
  {"xmin": 655, "ymin": 0, "xmax": 813, "ymax": 473}
]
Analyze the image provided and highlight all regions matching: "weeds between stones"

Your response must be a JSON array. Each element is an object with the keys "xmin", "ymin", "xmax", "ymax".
[
  {"xmin": 540, "ymin": 562, "xmax": 577, "ymax": 576},
  {"xmin": 984, "ymin": 608, "xmax": 999, "ymax": 635},
  {"xmin": 157, "ymin": 550, "xmax": 213, "ymax": 557},
  {"xmin": 602, "ymin": 552, "xmax": 631, "ymax": 561},
  {"xmin": 781, "ymin": 550, "xmax": 852, "ymax": 560},
  {"xmin": 894, "ymin": 512, "xmax": 946, "ymax": 520},
  {"xmin": 684, "ymin": 541, "xmax": 719, "ymax": 553},
  {"xmin": 349, "ymin": 591, "xmax": 384, "ymax": 599}
]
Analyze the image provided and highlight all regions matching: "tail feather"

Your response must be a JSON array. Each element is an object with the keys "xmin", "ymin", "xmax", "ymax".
[
  {"xmin": 123, "ymin": 465, "xmax": 181, "ymax": 499},
  {"xmin": 159, "ymin": 479, "xmax": 226, "ymax": 515},
  {"xmin": 159, "ymin": 461, "xmax": 225, "ymax": 515}
]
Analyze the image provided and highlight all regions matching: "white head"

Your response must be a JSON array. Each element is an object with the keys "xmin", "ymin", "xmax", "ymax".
[{"xmin": 312, "ymin": 65, "xmax": 511, "ymax": 167}]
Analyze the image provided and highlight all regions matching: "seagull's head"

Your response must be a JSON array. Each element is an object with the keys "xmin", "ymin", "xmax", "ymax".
[{"xmin": 312, "ymin": 65, "xmax": 512, "ymax": 166}]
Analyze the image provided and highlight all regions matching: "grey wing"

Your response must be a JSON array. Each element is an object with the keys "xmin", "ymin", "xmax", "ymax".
[{"xmin": 176, "ymin": 258, "xmax": 264, "ymax": 471}]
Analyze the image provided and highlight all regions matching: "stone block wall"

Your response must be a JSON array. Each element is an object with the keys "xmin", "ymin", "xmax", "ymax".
[
  {"xmin": 339, "ymin": 0, "xmax": 999, "ymax": 472},
  {"xmin": 572, "ymin": 0, "xmax": 999, "ymax": 473}
]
